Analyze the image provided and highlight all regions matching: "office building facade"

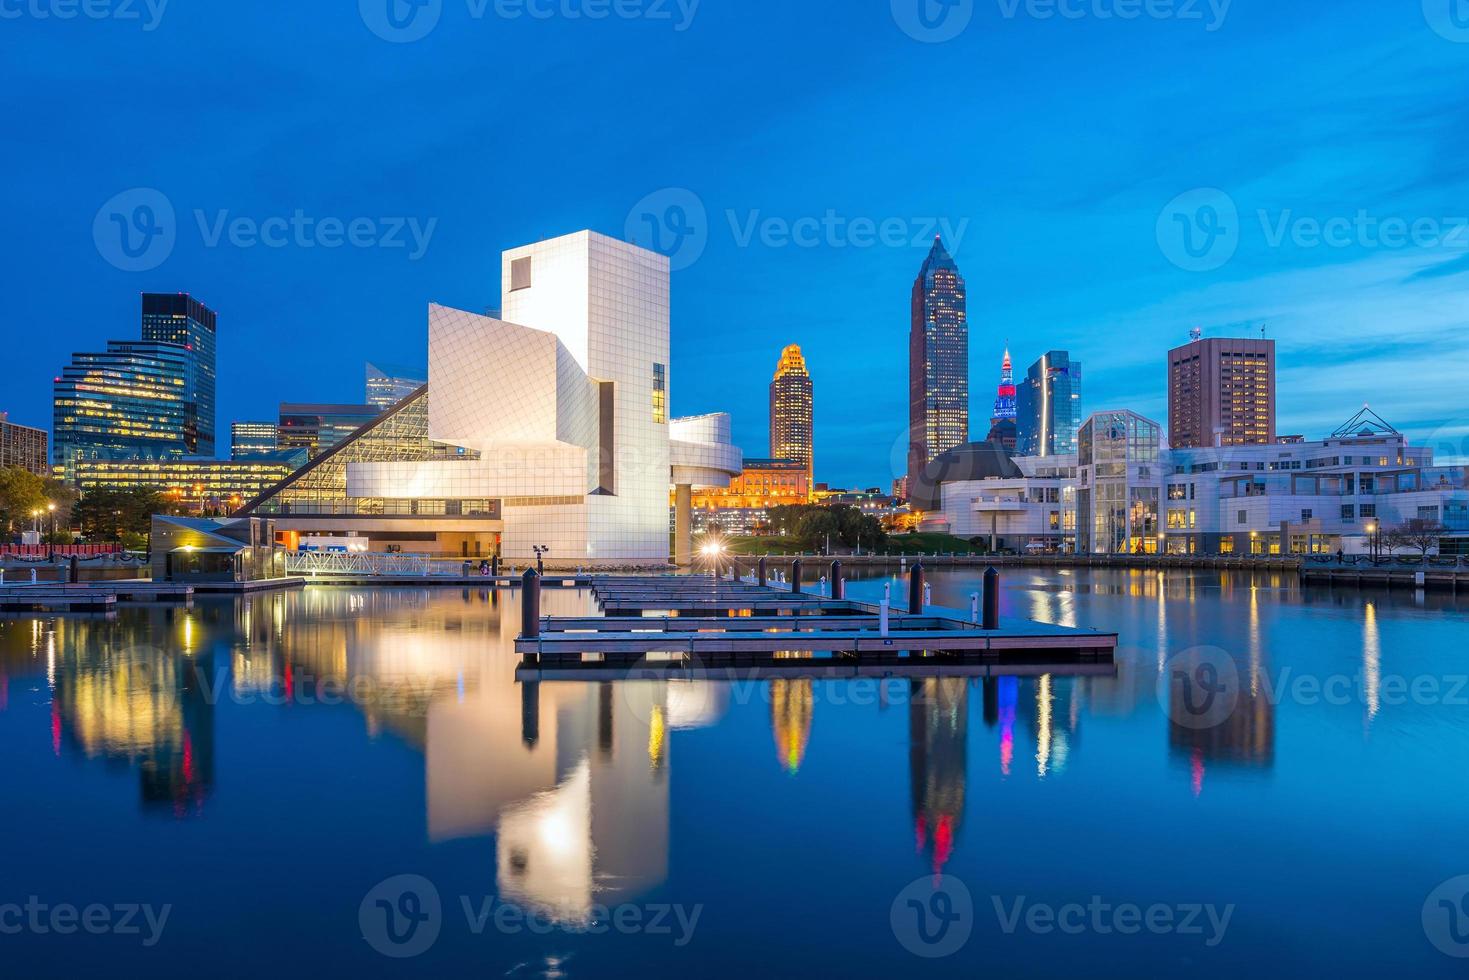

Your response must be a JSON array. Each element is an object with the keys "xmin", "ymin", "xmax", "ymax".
[
  {"xmin": 1016, "ymin": 351, "xmax": 1083, "ymax": 458},
  {"xmin": 366, "ymin": 362, "xmax": 427, "ymax": 411},
  {"xmin": 74, "ymin": 456, "xmax": 299, "ymax": 514},
  {"xmin": 1168, "ymin": 336, "xmax": 1276, "ymax": 448},
  {"xmin": 140, "ymin": 293, "xmax": 218, "ymax": 457},
  {"xmin": 769, "ymin": 345, "xmax": 814, "ymax": 485},
  {"xmin": 231, "ymin": 421, "xmax": 279, "ymax": 458},
  {"xmin": 278, "ymin": 404, "xmax": 381, "ymax": 459},
  {"xmin": 0, "ymin": 412, "xmax": 49, "ymax": 475},
  {"xmin": 52, "ymin": 340, "xmax": 192, "ymax": 479},
  {"xmin": 908, "ymin": 237, "xmax": 969, "ymax": 483}
]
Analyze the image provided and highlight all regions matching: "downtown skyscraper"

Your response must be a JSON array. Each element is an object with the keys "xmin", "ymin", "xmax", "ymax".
[
  {"xmin": 908, "ymin": 237, "xmax": 969, "ymax": 483},
  {"xmin": 1167, "ymin": 335, "xmax": 1275, "ymax": 448},
  {"xmin": 1016, "ymin": 351, "xmax": 1083, "ymax": 458},
  {"xmin": 140, "ymin": 293, "xmax": 218, "ymax": 457},
  {"xmin": 769, "ymin": 344, "xmax": 814, "ymax": 485}
]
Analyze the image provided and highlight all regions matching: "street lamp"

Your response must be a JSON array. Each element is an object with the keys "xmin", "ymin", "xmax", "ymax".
[
  {"xmin": 1365, "ymin": 521, "xmax": 1378, "ymax": 564},
  {"xmin": 47, "ymin": 502, "xmax": 56, "ymax": 560}
]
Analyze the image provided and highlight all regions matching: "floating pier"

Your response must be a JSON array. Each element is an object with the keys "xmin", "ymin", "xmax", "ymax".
[{"xmin": 514, "ymin": 565, "xmax": 1118, "ymax": 675}]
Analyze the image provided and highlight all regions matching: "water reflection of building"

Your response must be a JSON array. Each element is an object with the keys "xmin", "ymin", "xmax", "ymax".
[
  {"xmin": 39, "ymin": 611, "xmax": 217, "ymax": 816},
  {"xmin": 770, "ymin": 679, "xmax": 813, "ymax": 775},
  {"xmin": 1168, "ymin": 687, "xmax": 1275, "ymax": 773},
  {"xmin": 909, "ymin": 678, "xmax": 968, "ymax": 877}
]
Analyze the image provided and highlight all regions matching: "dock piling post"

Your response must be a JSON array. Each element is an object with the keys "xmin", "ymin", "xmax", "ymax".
[
  {"xmin": 970, "ymin": 592, "xmax": 980, "ymax": 624},
  {"xmin": 758, "ymin": 557, "xmax": 767, "ymax": 588},
  {"xmin": 880, "ymin": 598, "xmax": 890, "ymax": 637},
  {"xmin": 791, "ymin": 559, "xmax": 803, "ymax": 595},
  {"xmin": 492, "ymin": 555, "xmax": 500, "ymax": 577},
  {"xmin": 69, "ymin": 557, "xmax": 79, "ymax": 585},
  {"xmin": 520, "ymin": 568, "xmax": 542, "ymax": 639},
  {"xmin": 831, "ymin": 560, "xmax": 844, "ymax": 600},
  {"xmin": 909, "ymin": 562, "xmax": 925, "ymax": 614},
  {"xmin": 983, "ymin": 566, "xmax": 1000, "ymax": 630}
]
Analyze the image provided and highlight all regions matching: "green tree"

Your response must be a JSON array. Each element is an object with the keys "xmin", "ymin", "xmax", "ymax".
[
  {"xmin": 75, "ymin": 488, "xmax": 179, "ymax": 542},
  {"xmin": 0, "ymin": 466, "xmax": 49, "ymax": 538}
]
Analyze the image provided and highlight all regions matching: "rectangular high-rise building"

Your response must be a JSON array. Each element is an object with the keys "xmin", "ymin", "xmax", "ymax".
[
  {"xmin": 231, "ymin": 421, "xmax": 279, "ymax": 458},
  {"xmin": 769, "ymin": 345, "xmax": 813, "ymax": 488},
  {"xmin": 908, "ymin": 237, "xmax": 969, "ymax": 483},
  {"xmin": 1016, "ymin": 351, "xmax": 1083, "ymax": 458},
  {"xmin": 53, "ymin": 340, "xmax": 191, "ymax": 479},
  {"xmin": 0, "ymin": 412, "xmax": 49, "ymax": 475},
  {"xmin": 1168, "ymin": 337, "xmax": 1276, "ymax": 448},
  {"xmin": 366, "ymin": 362, "xmax": 427, "ymax": 411},
  {"xmin": 141, "ymin": 293, "xmax": 217, "ymax": 457}
]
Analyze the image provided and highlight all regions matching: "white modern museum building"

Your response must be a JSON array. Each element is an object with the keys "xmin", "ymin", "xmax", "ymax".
[{"xmin": 242, "ymin": 231, "xmax": 741, "ymax": 567}]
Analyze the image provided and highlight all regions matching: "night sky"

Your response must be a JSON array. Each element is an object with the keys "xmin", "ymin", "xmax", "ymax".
[{"xmin": 5, "ymin": 0, "xmax": 1469, "ymax": 486}]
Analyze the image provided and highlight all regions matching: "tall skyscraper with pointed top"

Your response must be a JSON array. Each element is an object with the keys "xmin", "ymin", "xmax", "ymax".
[
  {"xmin": 987, "ymin": 348, "xmax": 1018, "ymax": 452},
  {"xmin": 908, "ymin": 237, "xmax": 969, "ymax": 484},
  {"xmin": 769, "ymin": 344, "xmax": 814, "ymax": 485}
]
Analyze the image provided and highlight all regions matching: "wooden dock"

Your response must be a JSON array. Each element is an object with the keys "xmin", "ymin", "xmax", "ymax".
[
  {"xmin": 515, "ymin": 575, "xmax": 1118, "ymax": 672},
  {"xmin": 0, "ymin": 581, "xmax": 194, "ymax": 612}
]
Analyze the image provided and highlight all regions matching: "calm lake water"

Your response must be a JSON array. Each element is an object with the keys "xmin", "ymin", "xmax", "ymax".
[{"xmin": 3, "ymin": 568, "xmax": 1468, "ymax": 977}]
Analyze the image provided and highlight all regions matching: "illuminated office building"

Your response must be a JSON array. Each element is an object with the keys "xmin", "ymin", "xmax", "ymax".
[
  {"xmin": 140, "ymin": 293, "xmax": 218, "ymax": 457},
  {"xmin": 52, "ymin": 340, "xmax": 191, "ymax": 479},
  {"xmin": 0, "ymin": 412, "xmax": 48, "ymax": 475},
  {"xmin": 908, "ymin": 237, "xmax": 969, "ymax": 484},
  {"xmin": 231, "ymin": 421, "xmax": 279, "ymax": 458},
  {"xmin": 769, "ymin": 345, "xmax": 813, "ymax": 485},
  {"xmin": 366, "ymin": 361, "xmax": 427, "ymax": 411},
  {"xmin": 1168, "ymin": 335, "xmax": 1276, "ymax": 448},
  {"xmin": 74, "ymin": 455, "xmax": 301, "ymax": 514},
  {"xmin": 1016, "ymin": 350, "xmax": 1082, "ymax": 458}
]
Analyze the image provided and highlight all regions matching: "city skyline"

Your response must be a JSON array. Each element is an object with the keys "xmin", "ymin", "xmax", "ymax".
[{"xmin": 5, "ymin": 5, "xmax": 1469, "ymax": 488}]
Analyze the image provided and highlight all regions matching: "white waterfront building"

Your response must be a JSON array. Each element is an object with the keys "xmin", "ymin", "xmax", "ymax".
[
  {"xmin": 922, "ymin": 408, "xmax": 1468, "ymax": 557},
  {"xmin": 245, "ymin": 231, "xmax": 741, "ymax": 567}
]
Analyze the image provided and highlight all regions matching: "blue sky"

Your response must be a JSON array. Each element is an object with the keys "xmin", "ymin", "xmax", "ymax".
[{"xmin": 4, "ymin": 0, "xmax": 1469, "ymax": 485}]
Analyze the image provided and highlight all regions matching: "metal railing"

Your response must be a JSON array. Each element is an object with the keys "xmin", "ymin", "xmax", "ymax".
[{"xmin": 285, "ymin": 551, "xmax": 436, "ymax": 577}]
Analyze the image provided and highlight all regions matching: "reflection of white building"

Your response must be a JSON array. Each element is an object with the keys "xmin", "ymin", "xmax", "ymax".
[
  {"xmin": 428, "ymin": 679, "xmax": 725, "ymax": 924},
  {"xmin": 245, "ymin": 232, "xmax": 740, "ymax": 566}
]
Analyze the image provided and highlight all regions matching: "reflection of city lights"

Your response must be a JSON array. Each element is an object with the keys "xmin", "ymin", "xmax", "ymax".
[
  {"xmin": 648, "ymin": 705, "xmax": 666, "ymax": 769},
  {"xmin": 1036, "ymin": 674, "xmax": 1053, "ymax": 777},
  {"xmin": 538, "ymin": 811, "xmax": 577, "ymax": 857},
  {"xmin": 1363, "ymin": 602, "xmax": 1381, "ymax": 725}
]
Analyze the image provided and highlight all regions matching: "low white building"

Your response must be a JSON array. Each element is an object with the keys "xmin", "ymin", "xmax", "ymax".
[
  {"xmin": 243, "ymin": 231, "xmax": 741, "ymax": 567},
  {"xmin": 921, "ymin": 407, "xmax": 1468, "ymax": 557}
]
